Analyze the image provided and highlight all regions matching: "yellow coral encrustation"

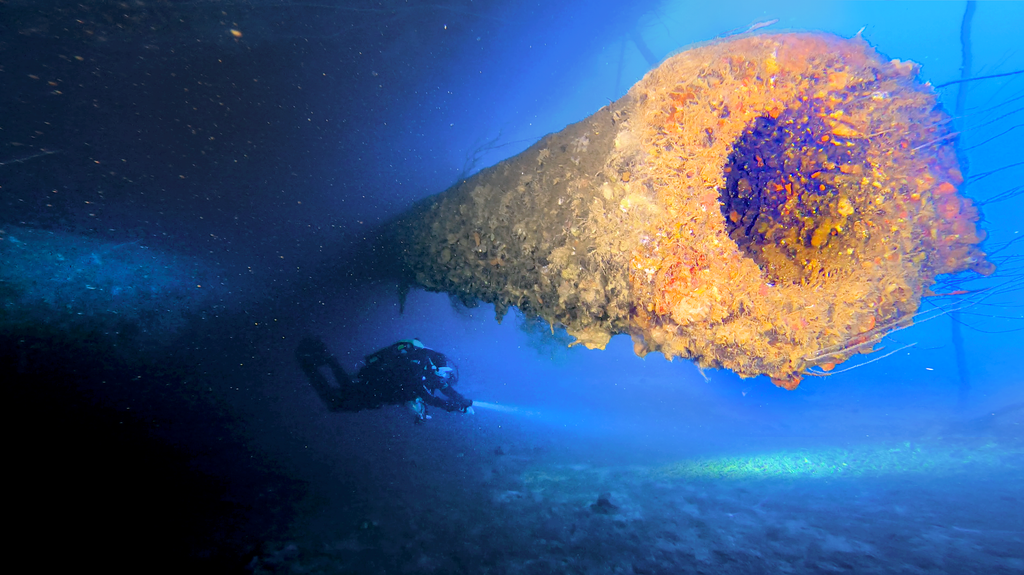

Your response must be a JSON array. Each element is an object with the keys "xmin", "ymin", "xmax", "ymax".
[{"xmin": 383, "ymin": 33, "xmax": 990, "ymax": 387}]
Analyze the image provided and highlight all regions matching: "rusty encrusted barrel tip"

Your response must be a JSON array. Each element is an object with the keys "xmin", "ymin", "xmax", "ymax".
[{"xmin": 382, "ymin": 33, "xmax": 991, "ymax": 387}]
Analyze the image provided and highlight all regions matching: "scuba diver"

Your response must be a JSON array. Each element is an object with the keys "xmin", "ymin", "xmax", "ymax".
[{"xmin": 295, "ymin": 337, "xmax": 474, "ymax": 422}]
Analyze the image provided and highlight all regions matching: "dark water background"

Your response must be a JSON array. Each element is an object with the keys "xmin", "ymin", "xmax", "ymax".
[{"xmin": 2, "ymin": 1, "xmax": 1021, "ymax": 572}]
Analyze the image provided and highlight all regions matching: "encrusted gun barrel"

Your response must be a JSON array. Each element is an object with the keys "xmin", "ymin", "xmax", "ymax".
[{"xmin": 381, "ymin": 33, "xmax": 991, "ymax": 387}]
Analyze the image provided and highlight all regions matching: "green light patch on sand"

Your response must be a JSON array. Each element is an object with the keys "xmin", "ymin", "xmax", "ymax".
[
  {"xmin": 519, "ymin": 439, "xmax": 1023, "ymax": 489},
  {"xmin": 656, "ymin": 441, "xmax": 1020, "ymax": 481}
]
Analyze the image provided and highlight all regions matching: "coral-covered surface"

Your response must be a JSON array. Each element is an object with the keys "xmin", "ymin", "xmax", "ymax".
[
  {"xmin": 626, "ymin": 33, "xmax": 989, "ymax": 383},
  {"xmin": 389, "ymin": 33, "xmax": 990, "ymax": 385}
]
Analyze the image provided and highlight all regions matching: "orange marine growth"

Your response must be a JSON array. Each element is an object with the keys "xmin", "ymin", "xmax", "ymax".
[
  {"xmin": 386, "ymin": 32, "xmax": 991, "ymax": 389},
  {"xmin": 624, "ymin": 33, "xmax": 990, "ymax": 383}
]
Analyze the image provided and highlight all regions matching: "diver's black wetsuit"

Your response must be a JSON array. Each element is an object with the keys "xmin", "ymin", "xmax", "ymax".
[
  {"xmin": 296, "ymin": 337, "xmax": 472, "ymax": 418},
  {"xmin": 357, "ymin": 340, "xmax": 471, "ymax": 412}
]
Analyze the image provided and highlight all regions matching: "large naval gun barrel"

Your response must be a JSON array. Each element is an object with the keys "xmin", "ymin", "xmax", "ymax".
[{"xmin": 379, "ymin": 33, "xmax": 991, "ymax": 388}]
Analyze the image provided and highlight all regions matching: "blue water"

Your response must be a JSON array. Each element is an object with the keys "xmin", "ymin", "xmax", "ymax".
[{"xmin": 2, "ymin": 1, "xmax": 1021, "ymax": 573}]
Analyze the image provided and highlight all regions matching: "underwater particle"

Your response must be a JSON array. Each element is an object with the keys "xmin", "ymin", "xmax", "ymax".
[{"xmin": 376, "ymin": 33, "xmax": 991, "ymax": 387}]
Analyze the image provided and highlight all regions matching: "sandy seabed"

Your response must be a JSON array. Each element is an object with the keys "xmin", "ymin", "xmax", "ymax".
[{"xmin": 247, "ymin": 432, "xmax": 1023, "ymax": 575}]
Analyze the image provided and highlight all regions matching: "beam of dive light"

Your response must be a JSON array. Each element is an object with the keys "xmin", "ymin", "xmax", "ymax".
[
  {"xmin": 470, "ymin": 401, "xmax": 616, "ymax": 436},
  {"xmin": 470, "ymin": 401, "xmax": 544, "ymax": 417},
  {"xmin": 470, "ymin": 401, "xmax": 594, "ymax": 428}
]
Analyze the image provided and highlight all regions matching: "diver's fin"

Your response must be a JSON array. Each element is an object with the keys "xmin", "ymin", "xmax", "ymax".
[{"xmin": 296, "ymin": 336, "xmax": 332, "ymax": 368}]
